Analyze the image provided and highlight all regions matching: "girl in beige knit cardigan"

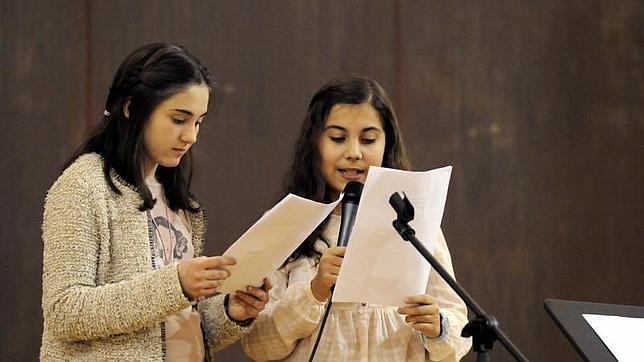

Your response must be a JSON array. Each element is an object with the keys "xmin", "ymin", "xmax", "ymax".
[{"xmin": 41, "ymin": 43, "xmax": 270, "ymax": 361}]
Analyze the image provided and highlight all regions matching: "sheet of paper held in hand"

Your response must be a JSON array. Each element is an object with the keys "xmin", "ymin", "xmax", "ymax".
[
  {"xmin": 333, "ymin": 166, "xmax": 452, "ymax": 307},
  {"xmin": 220, "ymin": 194, "xmax": 340, "ymax": 294},
  {"xmin": 583, "ymin": 314, "xmax": 643, "ymax": 362}
]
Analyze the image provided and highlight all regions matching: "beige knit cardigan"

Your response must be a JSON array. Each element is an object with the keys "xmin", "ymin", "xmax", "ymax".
[{"xmin": 41, "ymin": 153, "xmax": 249, "ymax": 361}]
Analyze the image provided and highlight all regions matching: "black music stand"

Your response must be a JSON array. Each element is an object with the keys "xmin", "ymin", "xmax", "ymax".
[{"xmin": 544, "ymin": 298, "xmax": 644, "ymax": 361}]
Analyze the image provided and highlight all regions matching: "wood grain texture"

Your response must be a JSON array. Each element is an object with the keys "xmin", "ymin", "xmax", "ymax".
[
  {"xmin": 1, "ymin": 1, "xmax": 642, "ymax": 360},
  {"xmin": 0, "ymin": 1, "xmax": 88, "ymax": 360}
]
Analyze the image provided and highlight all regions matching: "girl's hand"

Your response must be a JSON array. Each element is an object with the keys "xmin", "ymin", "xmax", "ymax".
[
  {"xmin": 177, "ymin": 256, "xmax": 236, "ymax": 300},
  {"xmin": 310, "ymin": 246, "xmax": 345, "ymax": 302},
  {"xmin": 227, "ymin": 278, "xmax": 273, "ymax": 322},
  {"xmin": 397, "ymin": 294, "xmax": 442, "ymax": 338}
]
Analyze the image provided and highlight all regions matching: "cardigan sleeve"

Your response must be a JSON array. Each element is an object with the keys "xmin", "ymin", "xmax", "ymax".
[
  {"xmin": 41, "ymin": 169, "xmax": 191, "ymax": 342},
  {"xmin": 241, "ymin": 257, "xmax": 326, "ymax": 360},
  {"xmin": 421, "ymin": 229, "xmax": 472, "ymax": 361},
  {"xmin": 198, "ymin": 293, "xmax": 254, "ymax": 359}
]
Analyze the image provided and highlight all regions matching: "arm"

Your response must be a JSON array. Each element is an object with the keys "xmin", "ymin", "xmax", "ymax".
[
  {"xmin": 241, "ymin": 257, "xmax": 326, "ymax": 360},
  {"xmin": 41, "ymin": 176, "xmax": 191, "ymax": 342},
  {"xmin": 198, "ymin": 293, "xmax": 251, "ymax": 354},
  {"xmin": 199, "ymin": 279, "xmax": 271, "ymax": 355},
  {"xmin": 421, "ymin": 229, "xmax": 472, "ymax": 361}
]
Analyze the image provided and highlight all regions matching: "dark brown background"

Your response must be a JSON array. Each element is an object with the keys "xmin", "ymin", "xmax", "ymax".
[{"xmin": 1, "ymin": 1, "xmax": 642, "ymax": 361}]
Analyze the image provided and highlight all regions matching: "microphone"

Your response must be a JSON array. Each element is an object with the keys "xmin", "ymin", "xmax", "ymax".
[
  {"xmin": 337, "ymin": 181, "xmax": 364, "ymax": 247},
  {"xmin": 307, "ymin": 181, "xmax": 364, "ymax": 362}
]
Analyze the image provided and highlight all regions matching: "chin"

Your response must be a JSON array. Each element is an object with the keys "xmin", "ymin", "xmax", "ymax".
[
  {"xmin": 159, "ymin": 159, "xmax": 182, "ymax": 168},
  {"xmin": 332, "ymin": 181, "xmax": 347, "ymax": 195}
]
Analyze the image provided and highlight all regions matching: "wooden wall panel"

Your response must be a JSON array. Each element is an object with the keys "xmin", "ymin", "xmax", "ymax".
[
  {"xmin": 87, "ymin": 1, "xmax": 400, "ymax": 261},
  {"xmin": 399, "ymin": 1, "xmax": 644, "ymax": 361},
  {"xmin": 0, "ymin": 1, "xmax": 88, "ymax": 360},
  {"xmin": 1, "ymin": 1, "xmax": 642, "ymax": 361}
]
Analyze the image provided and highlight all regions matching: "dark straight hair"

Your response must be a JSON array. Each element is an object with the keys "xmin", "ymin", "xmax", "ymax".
[
  {"xmin": 66, "ymin": 43, "xmax": 211, "ymax": 212},
  {"xmin": 285, "ymin": 76, "xmax": 411, "ymax": 261}
]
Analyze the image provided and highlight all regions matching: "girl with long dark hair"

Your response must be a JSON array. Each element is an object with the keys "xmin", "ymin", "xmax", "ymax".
[
  {"xmin": 41, "ymin": 43, "xmax": 270, "ymax": 361},
  {"xmin": 242, "ymin": 77, "xmax": 471, "ymax": 361}
]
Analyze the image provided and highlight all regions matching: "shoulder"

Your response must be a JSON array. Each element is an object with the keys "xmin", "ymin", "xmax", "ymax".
[
  {"xmin": 282, "ymin": 254, "xmax": 318, "ymax": 273},
  {"xmin": 187, "ymin": 206, "xmax": 206, "ymax": 233},
  {"xmin": 185, "ymin": 205, "xmax": 206, "ymax": 254},
  {"xmin": 46, "ymin": 153, "xmax": 108, "ymax": 204},
  {"xmin": 313, "ymin": 239, "xmax": 329, "ymax": 253},
  {"xmin": 57, "ymin": 153, "xmax": 104, "ymax": 184},
  {"xmin": 431, "ymin": 227, "xmax": 454, "ymax": 264}
]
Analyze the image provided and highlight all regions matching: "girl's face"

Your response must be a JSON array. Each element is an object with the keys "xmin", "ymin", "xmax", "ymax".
[
  {"xmin": 142, "ymin": 84, "xmax": 209, "ymax": 176},
  {"xmin": 318, "ymin": 103, "xmax": 386, "ymax": 198}
]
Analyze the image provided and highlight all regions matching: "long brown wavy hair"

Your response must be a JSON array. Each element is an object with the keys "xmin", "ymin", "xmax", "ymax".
[{"xmin": 285, "ymin": 76, "xmax": 411, "ymax": 261}]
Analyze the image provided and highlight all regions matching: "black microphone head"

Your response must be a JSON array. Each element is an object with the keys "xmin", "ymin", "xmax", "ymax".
[
  {"xmin": 342, "ymin": 181, "xmax": 364, "ymax": 204},
  {"xmin": 337, "ymin": 181, "xmax": 363, "ymax": 247}
]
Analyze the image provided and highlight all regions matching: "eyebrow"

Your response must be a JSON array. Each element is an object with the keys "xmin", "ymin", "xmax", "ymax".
[
  {"xmin": 172, "ymin": 108, "xmax": 208, "ymax": 117},
  {"xmin": 324, "ymin": 125, "xmax": 382, "ymax": 133}
]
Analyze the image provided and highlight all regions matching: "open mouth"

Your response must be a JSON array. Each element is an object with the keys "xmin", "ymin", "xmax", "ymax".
[{"xmin": 338, "ymin": 168, "xmax": 365, "ymax": 178}]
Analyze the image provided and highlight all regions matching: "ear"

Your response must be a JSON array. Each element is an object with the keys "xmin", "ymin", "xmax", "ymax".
[{"xmin": 122, "ymin": 98, "xmax": 131, "ymax": 119}]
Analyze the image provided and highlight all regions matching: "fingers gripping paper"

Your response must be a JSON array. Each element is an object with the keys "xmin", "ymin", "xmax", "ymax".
[{"xmin": 220, "ymin": 194, "xmax": 339, "ymax": 294}]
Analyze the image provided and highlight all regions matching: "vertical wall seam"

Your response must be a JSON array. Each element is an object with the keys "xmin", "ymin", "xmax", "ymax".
[
  {"xmin": 84, "ymin": 0, "xmax": 93, "ymax": 133},
  {"xmin": 393, "ymin": 0, "xmax": 403, "ymax": 121}
]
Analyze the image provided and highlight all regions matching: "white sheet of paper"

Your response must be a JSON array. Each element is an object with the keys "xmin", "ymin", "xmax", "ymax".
[
  {"xmin": 220, "ymin": 194, "xmax": 340, "ymax": 294},
  {"xmin": 583, "ymin": 314, "xmax": 644, "ymax": 362},
  {"xmin": 333, "ymin": 165, "xmax": 452, "ymax": 306}
]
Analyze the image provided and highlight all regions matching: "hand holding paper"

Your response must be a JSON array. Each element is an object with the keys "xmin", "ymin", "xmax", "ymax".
[
  {"xmin": 219, "ymin": 194, "xmax": 339, "ymax": 294},
  {"xmin": 227, "ymin": 278, "xmax": 273, "ymax": 321},
  {"xmin": 217, "ymin": 165, "xmax": 452, "ymax": 309}
]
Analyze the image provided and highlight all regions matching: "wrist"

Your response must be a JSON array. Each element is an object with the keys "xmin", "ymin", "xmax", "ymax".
[
  {"xmin": 310, "ymin": 278, "xmax": 329, "ymax": 302},
  {"xmin": 423, "ymin": 313, "xmax": 447, "ymax": 341},
  {"xmin": 174, "ymin": 261, "xmax": 194, "ymax": 301},
  {"xmin": 224, "ymin": 294, "xmax": 254, "ymax": 326}
]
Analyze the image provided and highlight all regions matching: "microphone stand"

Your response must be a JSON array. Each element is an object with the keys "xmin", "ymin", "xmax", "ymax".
[{"xmin": 389, "ymin": 192, "xmax": 528, "ymax": 362}]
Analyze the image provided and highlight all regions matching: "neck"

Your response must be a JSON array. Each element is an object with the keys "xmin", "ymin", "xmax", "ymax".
[
  {"xmin": 142, "ymin": 157, "xmax": 158, "ymax": 179},
  {"xmin": 331, "ymin": 196, "xmax": 342, "ymax": 215}
]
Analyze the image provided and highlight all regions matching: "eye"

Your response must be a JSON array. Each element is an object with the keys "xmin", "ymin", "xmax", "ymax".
[
  {"xmin": 172, "ymin": 118, "xmax": 186, "ymax": 125},
  {"xmin": 330, "ymin": 136, "xmax": 345, "ymax": 143},
  {"xmin": 361, "ymin": 138, "xmax": 377, "ymax": 144}
]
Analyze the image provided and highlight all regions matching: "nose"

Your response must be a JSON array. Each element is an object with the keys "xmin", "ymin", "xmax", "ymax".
[
  {"xmin": 344, "ymin": 139, "xmax": 362, "ymax": 160},
  {"xmin": 181, "ymin": 125, "xmax": 198, "ymax": 145}
]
